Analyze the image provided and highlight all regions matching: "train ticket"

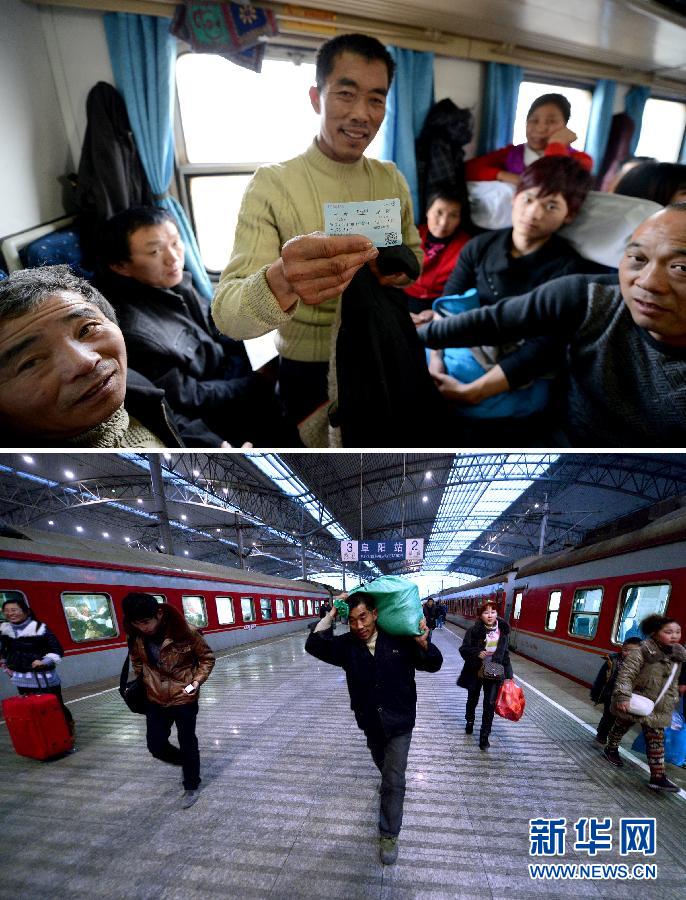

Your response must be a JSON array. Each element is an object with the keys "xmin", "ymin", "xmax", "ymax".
[{"xmin": 323, "ymin": 198, "xmax": 402, "ymax": 247}]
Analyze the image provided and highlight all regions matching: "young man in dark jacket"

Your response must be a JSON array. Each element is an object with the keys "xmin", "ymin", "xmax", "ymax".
[
  {"xmin": 305, "ymin": 594, "xmax": 442, "ymax": 865},
  {"xmin": 123, "ymin": 593, "xmax": 215, "ymax": 809},
  {"xmin": 590, "ymin": 637, "xmax": 642, "ymax": 743}
]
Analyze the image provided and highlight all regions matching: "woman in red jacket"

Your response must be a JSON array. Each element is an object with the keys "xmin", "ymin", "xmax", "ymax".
[
  {"xmin": 466, "ymin": 93, "xmax": 593, "ymax": 185},
  {"xmin": 404, "ymin": 188, "xmax": 471, "ymax": 313}
]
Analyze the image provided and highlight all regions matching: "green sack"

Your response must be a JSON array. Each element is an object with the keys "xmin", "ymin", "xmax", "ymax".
[{"xmin": 349, "ymin": 575, "xmax": 423, "ymax": 636}]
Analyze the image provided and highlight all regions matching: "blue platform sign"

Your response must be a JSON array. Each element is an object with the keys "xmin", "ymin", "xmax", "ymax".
[{"xmin": 340, "ymin": 539, "xmax": 424, "ymax": 562}]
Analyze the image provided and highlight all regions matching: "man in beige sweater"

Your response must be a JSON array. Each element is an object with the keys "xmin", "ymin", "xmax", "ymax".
[{"xmin": 212, "ymin": 33, "xmax": 422, "ymax": 430}]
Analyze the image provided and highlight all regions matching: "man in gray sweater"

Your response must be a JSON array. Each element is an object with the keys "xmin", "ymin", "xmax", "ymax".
[{"xmin": 418, "ymin": 203, "xmax": 686, "ymax": 446}]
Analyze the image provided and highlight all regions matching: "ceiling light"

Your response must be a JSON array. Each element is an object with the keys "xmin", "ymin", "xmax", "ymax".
[
  {"xmin": 76, "ymin": 526, "xmax": 84, "ymax": 533},
  {"xmin": 48, "ymin": 520, "xmax": 54, "ymax": 526},
  {"xmin": 425, "ymin": 471, "xmax": 432, "ymax": 479},
  {"xmin": 137, "ymin": 498, "xmax": 143, "ymax": 504},
  {"xmin": 422, "ymin": 495, "xmax": 428, "ymax": 503},
  {"xmin": 193, "ymin": 469, "xmax": 200, "ymax": 477},
  {"xmin": 181, "ymin": 514, "xmax": 187, "ymax": 521},
  {"xmin": 64, "ymin": 469, "xmax": 75, "ymax": 480},
  {"xmin": 22, "ymin": 455, "xmax": 34, "ymax": 464},
  {"xmin": 102, "ymin": 532, "xmax": 109, "ymax": 538},
  {"xmin": 184, "ymin": 550, "xmax": 189, "ymax": 556},
  {"xmin": 124, "ymin": 537, "xmax": 131, "ymax": 543}
]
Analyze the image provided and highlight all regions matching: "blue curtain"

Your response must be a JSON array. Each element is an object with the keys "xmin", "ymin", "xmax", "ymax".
[
  {"xmin": 584, "ymin": 79, "xmax": 617, "ymax": 176},
  {"xmin": 379, "ymin": 47, "xmax": 434, "ymax": 222},
  {"xmin": 478, "ymin": 62, "xmax": 523, "ymax": 155},
  {"xmin": 104, "ymin": 13, "xmax": 212, "ymax": 299},
  {"xmin": 625, "ymin": 86, "xmax": 650, "ymax": 155}
]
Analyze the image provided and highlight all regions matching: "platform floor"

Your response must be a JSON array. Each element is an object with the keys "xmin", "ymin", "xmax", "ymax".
[{"xmin": 1, "ymin": 623, "xmax": 685, "ymax": 899}]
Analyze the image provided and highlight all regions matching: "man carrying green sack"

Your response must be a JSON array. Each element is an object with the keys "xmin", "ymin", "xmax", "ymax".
[
  {"xmin": 305, "ymin": 591, "xmax": 442, "ymax": 866},
  {"xmin": 347, "ymin": 575, "xmax": 425, "ymax": 636}
]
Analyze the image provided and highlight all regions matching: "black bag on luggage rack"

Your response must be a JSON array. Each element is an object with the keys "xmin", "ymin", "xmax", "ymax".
[{"xmin": 119, "ymin": 652, "xmax": 146, "ymax": 714}]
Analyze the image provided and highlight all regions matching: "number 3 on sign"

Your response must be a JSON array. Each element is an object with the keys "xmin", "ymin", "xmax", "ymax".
[{"xmin": 340, "ymin": 540, "xmax": 359, "ymax": 562}]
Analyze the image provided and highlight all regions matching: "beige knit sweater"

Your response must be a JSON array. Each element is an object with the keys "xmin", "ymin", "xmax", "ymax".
[{"xmin": 212, "ymin": 139, "xmax": 422, "ymax": 364}]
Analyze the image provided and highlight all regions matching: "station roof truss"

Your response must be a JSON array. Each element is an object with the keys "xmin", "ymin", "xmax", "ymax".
[{"xmin": 1, "ymin": 452, "xmax": 686, "ymax": 583}]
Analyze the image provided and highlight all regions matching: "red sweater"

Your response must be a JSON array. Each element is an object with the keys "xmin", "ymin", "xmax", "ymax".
[
  {"xmin": 404, "ymin": 225, "xmax": 471, "ymax": 302},
  {"xmin": 465, "ymin": 142, "xmax": 593, "ymax": 181}
]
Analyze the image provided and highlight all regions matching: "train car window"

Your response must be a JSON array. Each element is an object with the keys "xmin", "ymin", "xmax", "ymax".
[
  {"xmin": 61, "ymin": 592, "xmax": 117, "ymax": 642},
  {"xmin": 513, "ymin": 592, "xmax": 523, "ymax": 619},
  {"xmin": 0, "ymin": 590, "xmax": 28, "ymax": 622},
  {"xmin": 241, "ymin": 597, "xmax": 256, "ymax": 623},
  {"xmin": 306, "ymin": 599, "xmax": 314, "ymax": 615},
  {"xmin": 569, "ymin": 587, "xmax": 603, "ymax": 638},
  {"xmin": 288, "ymin": 598, "xmax": 296, "ymax": 617},
  {"xmin": 182, "ymin": 595, "xmax": 208, "ymax": 628},
  {"xmin": 513, "ymin": 81, "xmax": 592, "ymax": 150},
  {"xmin": 260, "ymin": 598, "xmax": 272, "ymax": 621},
  {"xmin": 298, "ymin": 599, "xmax": 306, "ymax": 616},
  {"xmin": 545, "ymin": 591, "xmax": 561, "ymax": 631},
  {"xmin": 175, "ymin": 52, "xmax": 383, "ymax": 271},
  {"xmin": 635, "ymin": 99, "xmax": 686, "ymax": 162},
  {"xmin": 216, "ymin": 596, "xmax": 235, "ymax": 625},
  {"xmin": 276, "ymin": 599, "xmax": 286, "ymax": 619},
  {"xmin": 613, "ymin": 582, "xmax": 670, "ymax": 643}
]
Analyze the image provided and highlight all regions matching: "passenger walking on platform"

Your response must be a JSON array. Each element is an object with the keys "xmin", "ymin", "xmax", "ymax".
[
  {"xmin": 436, "ymin": 601, "xmax": 447, "ymax": 630},
  {"xmin": 122, "ymin": 593, "xmax": 215, "ymax": 809},
  {"xmin": 305, "ymin": 595, "xmax": 442, "ymax": 865},
  {"xmin": 0, "ymin": 597, "xmax": 75, "ymax": 735},
  {"xmin": 423, "ymin": 597, "xmax": 439, "ymax": 635},
  {"xmin": 602, "ymin": 614, "xmax": 686, "ymax": 792},
  {"xmin": 590, "ymin": 636, "xmax": 642, "ymax": 744},
  {"xmin": 456, "ymin": 601, "xmax": 513, "ymax": 750}
]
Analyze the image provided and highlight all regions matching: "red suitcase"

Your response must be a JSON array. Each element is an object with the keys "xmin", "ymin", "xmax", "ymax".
[{"xmin": 2, "ymin": 692, "xmax": 73, "ymax": 760}]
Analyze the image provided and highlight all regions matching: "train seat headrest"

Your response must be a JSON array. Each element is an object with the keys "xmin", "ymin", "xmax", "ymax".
[{"xmin": 467, "ymin": 181, "xmax": 662, "ymax": 268}]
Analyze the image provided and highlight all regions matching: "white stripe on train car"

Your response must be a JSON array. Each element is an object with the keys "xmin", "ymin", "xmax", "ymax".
[{"xmin": 1, "ymin": 558, "xmax": 324, "ymax": 598}]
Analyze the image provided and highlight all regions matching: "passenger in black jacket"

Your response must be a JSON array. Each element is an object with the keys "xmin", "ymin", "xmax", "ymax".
[
  {"xmin": 97, "ymin": 207, "xmax": 288, "ymax": 447},
  {"xmin": 590, "ymin": 637, "xmax": 642, "ymax": 743},
  {"xmin": 305, "ymin": 593, "xmax": 442, "ymax": 866},
  {"xmin": 457, "ymin": 602, "xmax": 513, "ymax": 750},
  {"xmin": 1, "ymin": 596, "xmax": 74, "ymax": 733}
]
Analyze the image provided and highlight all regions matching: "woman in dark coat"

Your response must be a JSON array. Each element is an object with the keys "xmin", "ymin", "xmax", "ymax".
[{"xmin": 457, "ymin": 601, "xmax": 513, "ymax": 750}]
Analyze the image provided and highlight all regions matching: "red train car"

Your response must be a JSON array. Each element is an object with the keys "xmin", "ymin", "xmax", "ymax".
[
  {"xmin": 0, "ymin": 527, "xmax": 329, "ymax": 699},
  {"xmin": 438, "ymin": 508, "xmax": 686, "ymax": 686}
]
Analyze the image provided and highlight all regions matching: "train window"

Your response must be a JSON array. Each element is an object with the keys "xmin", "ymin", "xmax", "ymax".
[
  {"xmin": 288, "ymin": 598, "xmax": 296, "ymax": 617},
  {"xmin": 182, "ymin": 595, "xmax": 208, "ymax": 628},
  {"xmin": 545, "ymin": 591, "xmax": 561, "ymax": 631},
  {"xmin": 61, "ymin": 592, "xmax": 117, "ymax": 642},
  {"xmin": 216, "ymin": 596, "xmax": 235, "ymax": 625},
  {"xmin": 260, "ymin": 598, "xmax": 272, "ymax": 620},
  {"xmin": 634, "ymin": 99, "xmax": 686, "ymax": 163},
  {"xmin": 614, "ymin": 582, "xmax": 670, "ymax": 643},
  {"xmin": 276, "ymin": 599, "xmax": 286, "ymax": 619},
  {"xmin": 513, "ymin": 81, "xmax": 593, "ymax": 150},
  {"xmin": 569, "ymin": 587, "xmax": 603, "ymax": 638},
  {"xmin": 307, "ymin": 599, "xmax": 314, "ymax": 615},
  {"xmin": 0, "ymin": 590, "xmax": 28, "ymax": 622},
  {"xmin": 298, "ymin": 599, "xmax": 306, "ymax": 616},
  {"xmin": 241, "ymin": 597, "xmax": 256, "ymax": 623},
  {"xmin": 513, "ymin": 592, "xmax": 523, "ymax": 619}
]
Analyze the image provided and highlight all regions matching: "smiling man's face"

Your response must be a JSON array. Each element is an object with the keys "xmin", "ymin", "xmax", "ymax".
[
  {"xmin": 0, "ymin": 292, "xmax": 127, "ymax": 441},
  {"xmin": 619, "ymin": 208, "xmax": 686, "ymax": 347}
]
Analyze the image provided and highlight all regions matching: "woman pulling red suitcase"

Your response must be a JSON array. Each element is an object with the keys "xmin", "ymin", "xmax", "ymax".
[{"xmin": 1, "ymin": 597, "xmax": 74, "ymax": 759}]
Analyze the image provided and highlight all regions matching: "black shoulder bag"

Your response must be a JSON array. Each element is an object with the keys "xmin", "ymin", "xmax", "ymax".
[{"xmin": 119, "ymin": 652, "xmax": 146, "ymax": 714}]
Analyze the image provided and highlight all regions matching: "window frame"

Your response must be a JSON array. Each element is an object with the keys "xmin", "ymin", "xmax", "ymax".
[
  {"xmin": 182, "ymin": 594, "xmax": 208, "ymax": 629},
  {"xmin": 545, "ymin": 590, "xmax": 562, "ymax": 632},
  {"xmin": 568, "ymin": 585, "xmax": 604, "ymax": 640},
  {"xmin": 513, "ymin": 591, "xmax": 524, "ymax": 620},
  {"xmin": 241, "ymin": 596, "xmax": 256, "ymax": 623},
  {"xmin": 216, "ymin": 595, "xmax": 236, "ymax": 625},
  {"xmin": 611, "ymin": 580, "xmax": 671, "ymax": 645},
  {"xmin": 61, "ymin": 591, "xmax": 119, "ymax": 643}
]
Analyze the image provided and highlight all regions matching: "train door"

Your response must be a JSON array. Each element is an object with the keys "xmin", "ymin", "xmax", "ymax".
[{"xmin": 508, "ymin": 583, "xmax": 526, "ymax": 651}]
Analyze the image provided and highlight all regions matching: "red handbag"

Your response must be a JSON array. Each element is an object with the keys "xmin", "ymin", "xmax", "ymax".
[{"xmin": 495, "ymin": 679, "xmax": 525, "ymax": 721}]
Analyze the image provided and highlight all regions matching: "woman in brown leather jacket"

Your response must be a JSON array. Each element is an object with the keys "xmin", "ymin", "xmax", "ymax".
[{"xmin": 122, "ymin": 592, "xmax": 215, "ymax": 809}]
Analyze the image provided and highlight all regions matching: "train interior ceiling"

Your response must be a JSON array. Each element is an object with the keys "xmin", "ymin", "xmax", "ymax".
[
  {"xmin": 1, "ymin": 451, "xmax": 686, "ymax": 697},
  {"xmin": 3, "ymin": 0, "xmax": 686, "ymax": 264}
]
